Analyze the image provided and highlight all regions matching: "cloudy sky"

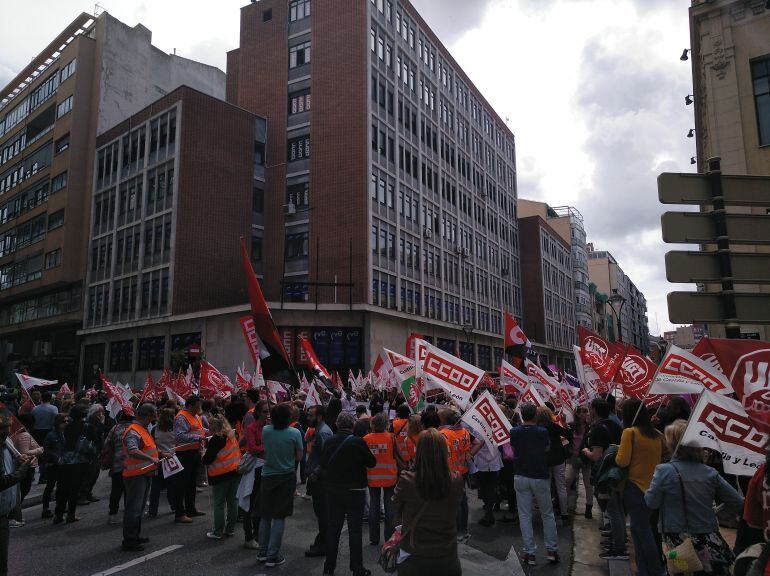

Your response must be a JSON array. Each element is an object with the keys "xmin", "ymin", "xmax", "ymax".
[{"xmin": 0, "ymin": 0, "xmax": 697, "ymax": 335}]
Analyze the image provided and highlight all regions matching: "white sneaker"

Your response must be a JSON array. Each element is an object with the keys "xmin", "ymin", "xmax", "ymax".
[
  {"xmin": 8, "ymin": 520, "xmax": 24, "ymax": 528},
  {"xmin": 108, "ymin": 514, "xmax": 119, "ymax": 525},
  {"xmin": 206, "ymin": 532, "xmax": 223, "ymax": 540},
  {"xmin": 243, "ymin": 540, "xmax": 259, "ymax": 550}
]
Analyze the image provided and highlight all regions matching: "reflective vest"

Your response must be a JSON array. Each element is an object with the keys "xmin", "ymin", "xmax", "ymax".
[
  {"xmin": 207, "ymin": 434, "xmax": 240, "ymax": 477},
  {"xmin": 364, "ymin": 432, "xmax": 398, "ymax": 488},
  {"xmin": 405, "ymin": 434, "xmax": 418, "ymax": 463},
  {"xmin": 175, "ymin": 410, "xmax": 204, "ymax": 451},
  {"xmin": 393, "ymin": 419, "xmax": 411, "ymax": 463},
  {"xmin": 440, "ymin": 427, "xmax": 471, "ymax": 475},
  {"xmin": 122, "ymin": 424, "xmax": 159, "ymax": 478}
]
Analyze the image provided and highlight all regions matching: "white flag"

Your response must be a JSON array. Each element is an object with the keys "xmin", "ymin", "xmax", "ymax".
[
  {"xmin": 680, "ymin": 390, "xmax": 767, "ymax": 476},
  {"xmin": 648, "ymin": 345, "xmax": 734, "ymax": 396},
  {"xmin": 416, "ymin": 340, "xmax": 484, "ymax": 409},
  {"xmin": 15, "ymin": 373, "xmax": 57, "ymax": 390},
  {"xmin": 165, "ymin": 386, "xmax": 186, "ymax": 406},
  {"xmin": 161, "ymin": 455, "xmax": 184, "ymax": 479},
  {"xmin": 304, "ymin": 383, "xmax": 322, "ymax": 408},
  {"xmin": 461, "ymin": 391, "xmax": 512, "ymax": 454},
  {"xmin": 519, "ymin": 384, "xmax": 546, "ymax": 408},
  {"xmin": 525, "ymin": 360, "xmax": 559, "ymax": 398},
  {"xmin": 499, "ymin": 360, "xmax": 528, "ymax": 395}
]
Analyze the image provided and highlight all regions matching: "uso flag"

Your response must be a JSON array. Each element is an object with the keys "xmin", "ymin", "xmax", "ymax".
[
  {"xmin": 462, "ymin": 391, "xmax": 513, "ymax": 454},
  {"xmin": 681, "ymin": 390, "xmax": 768, "ymax": 476}
]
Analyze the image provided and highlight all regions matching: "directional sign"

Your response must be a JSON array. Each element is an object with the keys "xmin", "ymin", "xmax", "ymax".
[
  {"xmin": 661, "ymin": 212, "xmax": 770, "ymax": 245},
  {"xmin": 658, "ymin": 173, "xmax": 770, "ymax": 206},
  {"xmin": 668, "ymin": 292, "xmax": 770, "ymax": 324},
  {"xmin": 665, "ymin": 251, "xmax": 770, "ymax": 284}
]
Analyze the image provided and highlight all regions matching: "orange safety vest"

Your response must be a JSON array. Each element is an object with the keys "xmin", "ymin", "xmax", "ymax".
[
  {"xmin": 176, "ymin": 410, "xmax": 204, "ymax": 451},
  {"xmin": 440, "ymin": 427, "xmax": 471, "ymax": 475},
  {"xmin": 305, "ymin": 427, "xmax": 316, "ymax": 456},
  {"xmin": 393, "ymin": 419, "xmax": 411, "ymax": 462},
  {"xmin": 364, "ymin": 432, "xmax": 398, "ymax": 488},
  {"xmin": 405, "ymin": 433, "xmax": 418, "ymax": 462},
  {"xmin": 207, "ymin": 434, "xmax": 240, "ymax": 477},
  {"xmin": 122, "ymin": 424, "xmax": 159, "ymax": 478}
]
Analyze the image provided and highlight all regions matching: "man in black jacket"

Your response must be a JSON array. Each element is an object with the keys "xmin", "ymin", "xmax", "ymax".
[{"xmin": 321, "ymin": 412, "xmax": 376, "ymax": 576}]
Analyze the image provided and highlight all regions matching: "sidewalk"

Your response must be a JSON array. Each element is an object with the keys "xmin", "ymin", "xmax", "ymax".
[{"xmin": 571, "ymin": 488, "xmax": 611, "ymax": 576}]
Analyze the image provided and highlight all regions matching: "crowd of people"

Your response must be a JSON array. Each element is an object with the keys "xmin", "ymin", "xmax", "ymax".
[{"xmin": 1, "ymin": 382, "xmax": 770, "ymax": 576}]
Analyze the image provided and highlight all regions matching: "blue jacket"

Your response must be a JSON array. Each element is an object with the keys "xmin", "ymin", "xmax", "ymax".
[{"xmin": 644, "ymin": 459, "xmax": 743, "ymax": 534}]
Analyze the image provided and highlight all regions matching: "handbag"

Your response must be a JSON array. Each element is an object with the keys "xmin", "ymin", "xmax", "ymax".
[
  {"xmin": 307, "ymin": 434, "xmax": 354, "ymax": 496},
  {"xmin": 663, "ymin": 464, "xmax": 707, "ymax": 574},
  {"xmin": 237, "ymin": 452, "xmax": 257, "ymax": 475},
  {"xmin": 378, "ymin": 501, "xmax": 429, "ymax": 573}
]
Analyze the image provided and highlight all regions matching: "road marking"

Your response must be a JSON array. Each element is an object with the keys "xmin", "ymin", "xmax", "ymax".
[{"xmin": 90, "ymin": 545, "xmax": 183, "ymax": 576}]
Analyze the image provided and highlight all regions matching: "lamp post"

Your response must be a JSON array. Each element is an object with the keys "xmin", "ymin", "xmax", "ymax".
[
  {"xmin": 607, "ymin": 289, "xmax": 627, "ymax": 344},
  {"xmin": 462, "ymin": 323, "xmax": 474, "ymax": 363}
]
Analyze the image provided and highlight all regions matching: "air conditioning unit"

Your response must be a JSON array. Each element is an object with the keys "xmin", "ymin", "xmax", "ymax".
[
  {"xmin": 283, "ymin": 203, "xmax": 296, "ymax": 216},
  {"xmin": 455, "ymin": 245, "xmax": 463, "ymax": 255},
  {"xmin": 501, "ymin": 266, "xmax": 510, "ymax": 276},
  {"xmin": 423, "ymin": 228, "xmax": 433, "ymax": 240},
  {"xmin": 461, "ymin": 247, "xmax": 470, "ymax": 258}
]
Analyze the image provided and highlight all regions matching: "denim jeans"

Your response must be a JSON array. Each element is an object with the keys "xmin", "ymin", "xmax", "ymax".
[
  {"xmin": 368, "ymin": 486, "xmax": 394, "ymax": 544},
  {"xmin": 123, "ymin": 474, "xmax": 151, "ymax": 544},
  {"xmin": 258, "ymin": 517, "xmax": 285, "ymax": 560},
  {"xmin": 607, "ymin": 491, "xmax": 627, "ymax": 552},
  {"xmin": 324, "ymin": 487, "xmax": 366, "ymax": 574},
  {"xmin": 514, "ymin": 475, "xmax": 558, "ymax": 555},
  {"xmin": 457, "ymin": 481, "xmax": 468, "ymax": 534},
  {"xmin": 210, "ymin": 476, "xmax": 239, "ymax": 536},
  {"xmin": 550, "ymin": 463, "xmax": 568, "ymax": 516},
  {"xmin": 624, "ymin": 482, "xmax": 662, "ymax": 576}
]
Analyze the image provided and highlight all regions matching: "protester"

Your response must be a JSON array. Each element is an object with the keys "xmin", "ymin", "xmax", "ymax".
[
  {"xmin": 304, "ymin": 403, "xmax": 334, "ymax": 558},
  {"xmin": 173, "ymin": 395, "xmax": 207, "ymax": 523},
  {"xmin": 473, "ymin": 436, "xmax": 502, "ymax": 527},
  {"xmin": 241, "ymin": 399, "xmax": 268, "ymax": 550},
  {"xmin": 10, "ymin": 413, "xmax": 42, "ymax": 526},
  {"xmin": 122, "ymin": 403, "xmax": 168, "ymax": 552},
  {"xmin": 41, "ymin": 414, "xmax": 66, "ymax": 519},
  {"xmin": 646, "ymin": 420, "xmax": 743, "ymax": 576},
  {"xmin": 535, "ymin": 405, "xmax": 572, "ymax": 522},
  {"xmin": 322, "ymin": 411, "xmax": 376, "ymax": 576},
  {"xmin": 565, "ymin": 404, "xmax": 592, "ymax": 518},
  {"xmin": 54, "ymin": 405, "xmax": 98, "ymax": 524},
  {"xmin": 0, "ymin": 409, "xmax": 32, "ymax": 576},
  {"xmin": 614, "ymin": 398, "xmax": 663, "ymax": 574},
  {"xmin": 510, "ymin": 402, "xmax": 559, "ymax": 565},
  {"xmin": 101, "ymin": 411, "xmax": 130, "ymax": 524},
  {"xmin": 258, "ymin": 403, "xmax": 303, "ymax": 567},
  {"xmin": 79, "ymin": 403, "xmax": 106, "ymax": 505},
  {"xmin": 31, "ymin": 391, "xmax": 58, "ymax": 483},
  {"xmin": 363, "ymin": 412, "xmax": 399, "ymax": 544},
  {"xmin": 147, "ymin": 408, "xmax": 176, "ymax": 518},
  {"xmin": 202, "ymin": 415, "xmax": 241, "ymax": 539}
]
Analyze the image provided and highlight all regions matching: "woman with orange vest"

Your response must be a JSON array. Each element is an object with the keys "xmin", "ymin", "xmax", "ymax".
[
  {"xmin": 363, "ymin": 412, "xmax": 399, "ymax": 545},
  {"xmin": 172, "ymin": 395, "xmax": 207, "ymax": 523},
  {"xmin": 122, "ymin": 403, "xmax": 168, "ymax": 552},
  {"xmin": 202, "ymin": 416, "xmax": 241, "ymax": 540}
]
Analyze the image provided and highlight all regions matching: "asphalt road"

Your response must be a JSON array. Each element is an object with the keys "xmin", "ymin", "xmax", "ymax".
[{"xmin": 10, "ymin": 474, "xmax": 574, "ymax": 576}]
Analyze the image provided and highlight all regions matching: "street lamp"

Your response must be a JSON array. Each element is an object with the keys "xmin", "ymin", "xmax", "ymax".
[
  {"xmin": 461, "ymin": 323, "xmax": 474, "ymax": 362},
  {"xmin": 607, "ymin": 289, "xmax": 627, "ymax": 344}
]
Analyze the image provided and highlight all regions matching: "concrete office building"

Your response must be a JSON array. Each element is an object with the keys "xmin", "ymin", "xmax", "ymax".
[
  {"xmin": 517, "ymin": 212, "xmax": 576, "ymax": 369},
  {"xmin": 0, "ymin": 12, "xmax": 225, "ymax": 385},
  {"xmin": 687, "ymin": 0, "xmax": 770, "ymax": 341},
  {"xmin": 226, "ymin": 0, "xmax": 522, "ymax": 372},
  {"xmin": 587, "ymin": 244, "xmax": 651, "ymax": 355},
  {"xmin": 663, "ymin": 324, "xmax": 706, "ymax": 350}
]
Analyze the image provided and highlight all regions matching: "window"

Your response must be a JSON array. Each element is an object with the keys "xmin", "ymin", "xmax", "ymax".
[
  {"xmin": 110, "ymin": 341, "xmax": 133, "ymax": 372},
  {"xmin": 59, "ymin": 59, "xmax": 77, "ymax": 82},
  {"xmin": 289, "ymin": 41, "xmax": 311, "ymax": 68},
  {"xmin": 288, "ymin": 90, "xmax": 311, "ymax": 114},
  {"xmin": 289, "ymin": 0, "xmax": 310, "ymax": 21},
  {"xmin": 56, "ymin": 96, "xmax": 73, "ymax": 118},
  {"xmin": 753, "ymin": 57, "xmax": 770, "ymax": 146},
  {"xmin": 263, "ymin": 8, "xmax": 272, "ymax": 21},
  {"xmin": 137, "ymin": 336, "xmax": 165, "ymax": 370},
  {"xmin": 285, "ymin": 231, "xmax": 309, "ymax": 260},
  {"xmin": 287, "ymin": 182, "xmax": 309, "ymax": 207},
  {"xmin": 55, "ymin": 134, "xmax": 70, "ymax": 154},
  {"xmin": 287, "ymin": 136, "xmax": 311, "ymax": 161},
  {"xmin": 47, "ymin": 210, "xmax": 64, "ymax": 230}
]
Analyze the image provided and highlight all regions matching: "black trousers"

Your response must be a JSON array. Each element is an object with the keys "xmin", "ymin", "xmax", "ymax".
[
  {"xmin": 55, "ymin": 463, "xmax": 88, "ymax": 518},
  {"xmin": 78, "ymin": 462, "xmax": 101, "ymax": 499},
  {"xmin": 109, "ymin": 472, "xmax": 125, "ymax": 515},
  {"xmin": 397, "ymin": 553, "xmax": 462, "ymax": 576},
  {"xmin": 0, "ymin": 515, "xmax": 9, "ymax": 576},
  {"xmin": 324, "ymin": 487, "xmax": 365, "ymax": 574},
  {"xmin": 42, "ymin": 464, "xmax": 59, "ymax": 510},
  {"xmin": 310, "ymin": 479, "xmax": 327, "ymax": 548},
  {"xmin": 243, "ymin": 468, "xmax": 262, "ymax": 542},
  {"xmin": 172, "ymin": 450, "xmax": 200, "ymax": 517}
]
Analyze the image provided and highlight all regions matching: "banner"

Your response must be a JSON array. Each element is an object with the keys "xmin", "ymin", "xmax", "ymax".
[
  {"xmin": 648, "ymin": 344, "xmax": 734, "ymax": 397},
  {"xmin": 239, "ymin": 315, "xmax": 262, "ymax": 365},
  {"xmin": 578, "ymin": 326, "xmax": 627, "ymax": 383},
  {"xmin": 525, "ymin": 360, "xmax": 559, "ymax": 398},
  {"xmin": 417, "ymin": 340, "xmax": 484, "ymax": 409},
  {"xmin": 235, "ymin": 365, "xmax": 252, "ymax": 393},
  {"xmin": 298, "ymin": 336, "xmax": 332, "ymax": 381},
  {"xmin": 693, "ymin": 337, "xmax": 770, "ymax": 433},
  {"xmin": 384, "ymin": 348, "xmax": 424, "ymax": 413},
  {"xmin": 101, "ymin": 373, "xmax": 134, "ymax": 418},
  {"xmin": 499, "ymin": 360, "xmax": 528, "ymax": 396},
  {"xmin": 15, "ymin": 373, "xmax": 57, "ymax": 390},
  {"xmin": 680, "ymin": 390, "xmax": 768, "ymax": 476},
  {"xmin": 199, "ymin": 360, "xmax": 234, "ymax": 400},
  {"xmin": 161, "ymin": 455, "xmax": 184, "ymax": 479},
  {"xmin": 406, "ymin": 333, "xmax": 422, "ymax": 359},
  {"xmin": 519, "ymin": 384, "xmax": 546, "ymax": 408},
  {"xmin": 462, "ymin": 391, "xmax": 513, "ymax": 454},
  {"xmin": 139, "ymin": 372, "xmax": 156, "ymax": 403},
  {"xmin": 240, "ymin": 237, "xmax": 296, "ymax": 385},
  {"xmin": 304, "ymin": 382, "xmax": 322, "ymax": 408}
]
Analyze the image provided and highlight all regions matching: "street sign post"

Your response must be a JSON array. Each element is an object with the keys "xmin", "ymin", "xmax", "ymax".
[{"xmin": 658, "ymin": 158, "xmax": 770, "ymax": 335}]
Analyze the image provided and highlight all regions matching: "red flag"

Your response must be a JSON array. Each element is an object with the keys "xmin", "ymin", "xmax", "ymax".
[
  {"xmin": 101, "ymin": 373, "xmax": 135, "ymax": 417},
  {"xmin": 155, "ymin": 368, "xmax": 171, "ymax": 399},
  {"xmin": 239, "ymin": 315, "xmax": 261, "ymax": 366},
  {"xmin": 298, "ymin": 336, "xmax": 331, "ymax": 381},
  {"xmin": 139, "ymin": 372, "xmax": 155, "ymax": 403},
  {"xmin": 578, "ymin": 326, "xmax": 627, "ymax": 383},
  {"xmin": 199, "ymin": 360, "xmax": 233, "ymax": 400},
  {"xmin": 240, "ymin": 238, "xmax": 295, "ymax": 385},
  {"xmin": 693, "ymin": 336, "xmax": 770, "ymax": 433},
  {"xmin": 504, "ymin": 312, "xmax": 529, "ymax": 368},
  {"xmin": 612, "ymin": 348, "xmax": 665, "ymax": 407}
]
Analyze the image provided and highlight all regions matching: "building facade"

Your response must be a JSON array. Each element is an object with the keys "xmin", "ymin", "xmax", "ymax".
[
  {"xmin": 587, "ymin": 244, "xmax": 651, "ymax": 355},
  {"xmin": 226, "ymin": 0, "xmax": 522, "ymax": 371},
  {"xmin": 688, "ymin": 0, "xmax": 770, "ymax": 340},
  {"xmin": 663, "ymin": 324, "xmax": 706, "ymax": 350},
  {"xmin": 518, "ymin": 214, "xmax": 576, "ymax": 369},
  {"xmin": 0, "ymin": 12, "xmax": 225, "ymax": 385},
  {"xmin": 76, "ymin": 87, "xmax": 264, "ymax": 387}
]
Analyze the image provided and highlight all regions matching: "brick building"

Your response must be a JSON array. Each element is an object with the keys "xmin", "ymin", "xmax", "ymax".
[
  {"xmin": 0, "ymin": 12, "xmax": 225, "ymax": 386},
  {"xmin": 226, "ymin": 0, "xmax": 522, "ymax": 372}
]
